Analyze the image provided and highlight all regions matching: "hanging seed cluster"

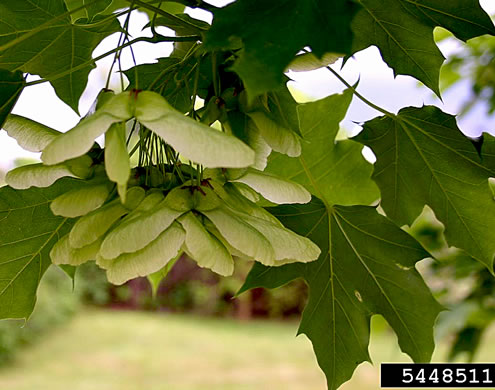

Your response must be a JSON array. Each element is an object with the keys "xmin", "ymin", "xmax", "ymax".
[{"xmin": 3, "ymin": 90, "xmax": 320, "ymax": 285}]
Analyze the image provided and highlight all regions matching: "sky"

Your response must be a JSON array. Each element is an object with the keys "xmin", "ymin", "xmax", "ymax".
[{"xmin": 1, "ymin": 0, "xmax": 495, "ymax": 171}]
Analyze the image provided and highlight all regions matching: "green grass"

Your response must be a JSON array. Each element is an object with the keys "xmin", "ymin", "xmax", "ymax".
[{"xmin": 0, "ymin": 309, "xmax": 493, "ymax": 390}]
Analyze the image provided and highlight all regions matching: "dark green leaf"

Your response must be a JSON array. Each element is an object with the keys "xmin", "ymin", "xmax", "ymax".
[
  {"xmin": 0, "ymin": 178, "xmax": 83, "ymax": 320},
  {"xmin": 136, "ymin": 1, "xmax": 186, "ymax": 23},
  {"xmin": 0, "ymin": 1, "xmax": 121, "ymax": 113},
  {"xmin": 0, "ymin": 69, "xmax": 24, "ymax": 129},
  {"xmin": 64, "ymin": 0, "xmax": 112, "ymax": 22},
  {"xmin": 125, "ymin": 58, "xmax": 191, "ymax": 112},
  {"xmin": 241, "ymin": 198, "xmax": 442, "ymax": 390},
  {"xmin": 266, "ymin": 89, "xmax": 379, "ymax": 206},
  {"xmin": 125, "ymin": 57, "xmax": 211, "ymax": 112},
  {"xmin": 205, "ymin": 0, "xmax": 358, "ymax": 98},
  {"xmin": 247, "ymin": 83, "xmax": 301, "ymax": 136},
  {"xmin": 58, "ymin": 264, "xmax": 77, "ymax": 280},
  {"xmin": 352, "ymin": 0, "xmax": 444, "ymax": 96},
  {"xmin": 449, "ymin": 326, "xmax": 483, "ymax": 362},
  {"xmin": 354, "ymin": 106, "xmax": 495, "ymax": 271},
  {"xmin": 480, "ymin": 133, "xmax": 495, "ymax": 172},
  {"xmin": 398, "ymin": 0, "xmax": 495, "ymax": 42},
  {"xmin": 69, "ymin": 0, "xmax": 185, "ymax": 21},
  {"xmin": 148, "ymin": 13, "xmax": 209, "ymax": 34}
]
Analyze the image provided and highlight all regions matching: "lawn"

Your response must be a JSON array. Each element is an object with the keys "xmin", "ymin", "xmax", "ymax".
[{"xmin": 0, "ymin": 309, "xmax": 493, "ymax": 390}]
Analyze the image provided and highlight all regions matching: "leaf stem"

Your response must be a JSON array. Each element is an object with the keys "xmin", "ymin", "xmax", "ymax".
[
  {"xmin": 148, "ymin": 42, "xmax": 200, "ymax": 90},
  {"xmin": 122, "ymin": 0, "xmax": 206, "ymax": 34},
  {"xmin": 325, "ymin": 65, "xmax": 394, "ymax": 118},
  {"xmin": 211, "ymin": 52, "xmax": 220, "ymax": 97},
  {"xmin": 25, "ymin": 35, "xmax": 200, "ymax": 87}
]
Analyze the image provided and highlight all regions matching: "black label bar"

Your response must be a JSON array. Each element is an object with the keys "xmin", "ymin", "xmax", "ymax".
[{"xmin": 381, "ymin": 363, "xmax": 495, "ymax": 388}]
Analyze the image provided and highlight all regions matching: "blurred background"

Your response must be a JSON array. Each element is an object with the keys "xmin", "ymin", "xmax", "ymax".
[{"xmin": 0, "ymin": 1, "xmax": 495, "ymax": 389}]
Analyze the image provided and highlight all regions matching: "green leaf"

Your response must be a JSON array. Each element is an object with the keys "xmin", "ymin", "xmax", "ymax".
[
  {"xmin": 0, "ymin": 69, "xmax": 24, "ymax": 129},
  {"xmin": 64, "ymin": 0, "xmax": 112, "ymax": 22},
  {"xmin": 179, "ymin": 212, "xmax": 234, "ymax": 276},
  {"xmin": 0, "ymin": 1, "xmax": 121, "ymax": 113},
  {"xmin": 205, "ymin": 0, "xmax": 358, "ymax": 97},
  {"xmin": 397, "ymin": 0, "xmax": 495, "ymax": 42},
  {"xmin": 287, "ymin": 52, "xmax": 342, "ymax": 72},
  {"xmin": 125, "ymin": 56, "xmax": 213, "ymax": 113},
  {"xmin": 99, "ymin": 223, "xmax": 185, "ymax": 285},
  {"xmin": 0, "ymin": 178, "xmax": 82, "ymax": 320},
  {"xmin": 267, "ymin": 89, "xmax": 379, "ymax": 206},
  {"xmin": 135, "ymin": 91, "xmax": 255, "ymax": 168},
  {"xmin": 128, "ymin": 1, "xmax": 186, "ymax": 26},
  {"xmin": 58, "ymin": 264, "xmax": 77, "ymax": 281},
  {"xmin": 147, "ymin": 253, "xmax": 181, "ymax": 298},
  {"xmin": 146, "ymin": 13, "xmax": 208, "ymax": 35},
  {"xmin": 353, "ymin": 106, "xmax": 495, "ymax": 271},
  {"xmin": 241, "ymin": 199, "xmax": 443, "ymax": 390},
  {"xmin": 352, "ymin": 0, "xmax": 445, "ymax": 96},
  {"xmin": 124, "ymin": 58, "xmax": 190, "ymax": 113},
  {"xmin": 50, "ymin": 182, "xmax": 111, "ymax": 218},
  {"xmin": 3, "ymin": 114, "xmax": 61, "ymax": 152},
  {"xmin": 480, "ymin": 133, "xmax": 495, "ymax": 172}
]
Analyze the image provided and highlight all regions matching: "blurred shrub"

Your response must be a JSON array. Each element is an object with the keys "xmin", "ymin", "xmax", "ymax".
[
  {"xmin": 407, "ymin": 207, "xmax": 495, "ymax": 362},
  {"xmin": 0, "ymin": 266, "xmax": 80, "ymax": 365},
  {"xmin": 75, "ymin": 256, "xmax": 309, "ymax": 320},
  {"xmin": 437, "ymin": 22, "xmax": 495, "ymax": 116}
]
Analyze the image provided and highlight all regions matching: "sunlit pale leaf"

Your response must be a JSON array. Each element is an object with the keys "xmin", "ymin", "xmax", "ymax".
[
  {"xmin": 50, "ymin": 183, "xmax": 111, "ymax": 218},
  {"xmin": 68, "ymin": 187, "xmax": 145, "ymax": 248},
  {"xmin": 105, "ymin": 122, "xmax": 130, "ymax": 201},
  {"xmin": 3, "ymin": 114, "xmax": 61, "ymax": 152},
  {"xmin": 201, "ymin": 207, "xmax": 275, "ymax": 265},
  {"xmin": 229, "ymin": 168, "xmax": 311, "ymax": 204},
  {"xmin": 287, "ymin": 52, "xmax": 342, "ymax": 72},
  {"xmin": 241, "ymin": 213, "xmax": 320, "ymax": 265},
  {"xmin": 50, "ymin": 234, "xmax": 101, "ymax": 266},
  {"xmin": 5, "ymin": 156, "xmax": 93, "ymax": 190},
  {"xmin": 42, "ymin": 93, "xmax": 133, "ymax": 165},
  {"xmin": 101, "ymin": 223, "xmax": 185, "ymax": 285},
  {"xmin": 248, "ymin": 112, "xmax": 301, "ymax": 157},
  {"xmin": 99, "ymin": 200, "xmax": 183, "ymax": 259},
  {"xmin": 179, "ymin": 212, "xmax": 234, "ymax": 276},
  {"xmin": 135, "ymin": 91, "xmax": 255, "ymax": 168}
]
